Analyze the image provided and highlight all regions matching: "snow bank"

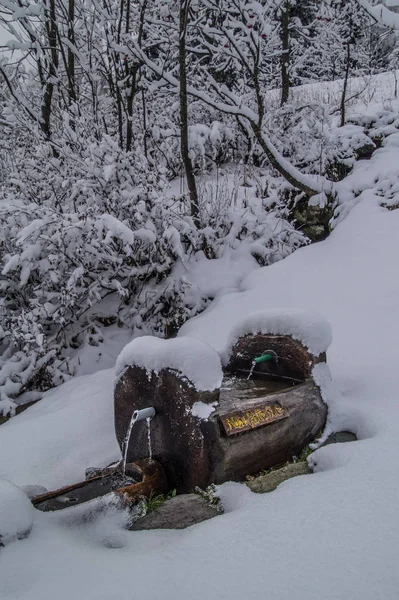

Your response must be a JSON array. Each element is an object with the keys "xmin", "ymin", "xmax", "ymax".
[
  {"xmin": 115, "ymin": 336, "xmax": 223, "ymax": 392},
  {"xmin": 221, "ymin": 308, "xmax": 332, "ymax": 364},
  {"xmin": 0, "ymin": 480, "xmax": 33, "ymax": 546},
  {"xmin": 0, "ymin": 369, "xmax": 119, "ymax": 489}
]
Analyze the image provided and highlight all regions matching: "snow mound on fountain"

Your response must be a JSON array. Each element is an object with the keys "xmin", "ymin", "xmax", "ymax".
[
  {"xmin": 0, "ymin": 480, "xmax": 34, "ymax": 546},
  {"xmin": 221, "ymin": 308, "xmax": 332, "ymax": 364},
  {"xmin": 115, "ymin": 336, "xmax": 223, "ymax": 392}
]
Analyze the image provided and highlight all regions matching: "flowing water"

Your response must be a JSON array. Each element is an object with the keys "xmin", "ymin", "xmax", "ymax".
[
  {"xmin": 146, "ymin": 417, "xmax": 152, "ymax": 461},
  {"xmin": 122, "ymin": 412, "xmax": 154, "ymax": 476},
  {"xmin": 247, "ymin": 360, "xmax": 257, "ymax": 380},
  {"xmin": 122, "ymin": 412, "xmax": 138, "ymax": 476}
]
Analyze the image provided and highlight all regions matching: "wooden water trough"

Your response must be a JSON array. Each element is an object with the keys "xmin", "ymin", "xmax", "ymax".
[
  {"xmin": 114, "ymin": 331, "xmax": 328, "ymax": 493},
  {"xmin": 32, "ymin": 459, "xmax": 168, "ymax": 512}
]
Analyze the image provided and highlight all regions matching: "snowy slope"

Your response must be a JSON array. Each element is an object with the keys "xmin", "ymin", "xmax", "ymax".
[
  {"xmin": 0, "ymin": 369, "xmax": 120, "ymax": 489},
  {"xmin": 1, "ymin": 194, "xmax": 399, "ymax": 599},
  {"xmin": 2, "ymin": 110, "xmax": 399, "ymax": 599}
]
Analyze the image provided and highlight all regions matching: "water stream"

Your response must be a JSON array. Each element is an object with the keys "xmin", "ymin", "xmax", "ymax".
[
  {"xmin": 247, "ymin": 360, "xmax": 257, "ymax": 380},
  {"xmin": 146, "ymin": 417, "xmax": 152, "ymax": 461},
  {"xmin": 122, "ymin": 412, "xmax": 155, "ymax": 476},
  {"xmin": 122, "ymin": 412, "xmax": 138, "ymax": 477}
]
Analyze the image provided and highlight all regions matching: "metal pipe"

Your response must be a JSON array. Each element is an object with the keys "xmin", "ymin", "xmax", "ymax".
[
  {"xmin": 236, "ymin": 369, "xmax": 303, "ymax": 384},
  {"xmin": 133, "ymin": 407, "xmax": 156, "ymax": 422}
]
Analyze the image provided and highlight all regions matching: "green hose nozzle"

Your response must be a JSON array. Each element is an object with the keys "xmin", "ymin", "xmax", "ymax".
[{"xmin": 253, "ymin": 353, "xmax": 274, "ymax": 364}]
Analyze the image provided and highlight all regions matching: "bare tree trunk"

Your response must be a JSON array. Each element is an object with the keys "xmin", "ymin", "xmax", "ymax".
[
  {"xmin": 67, "ymin": 0, "xmax": 76, "ymax": 105},
  {"xmin": 42, "ymin": 0, "xmax": 59, "ymax": 139},
  {"xmin": 126, "ymin": 0, "xmax": 147, "ymax": 153},
  {"xmin": 280, "ymin": 1, "xmax": 291, "ymax": 106},
  {"xmin": 340, "ymin": 43, "xmax": 351, "ymax": 127},
  {"xmin": 179, "ymin": 0, "xmax": 200, "ymax": 227},
  {"xmin": 142, "ymin": 88, "xmax": 148, "ymax": 160}
]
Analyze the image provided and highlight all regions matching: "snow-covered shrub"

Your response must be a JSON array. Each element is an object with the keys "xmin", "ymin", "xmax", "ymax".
[
  {"xmin": 263, "ymin": 100, "xmax": 377, "ymax": 183},
  {"xmin": 148, "ymin": 111, "xmax": 238, "ymax": 175},
  {"xmin": 195, "ymin": 178, "xmax": 306, "ymax": 265},
  {"xmin": 0, "ymin": 142, "xmax": 189, "ymax": 401},
  {"xmin": 0, "ymin": 134, "xmax": 306, "ymax": 405}
]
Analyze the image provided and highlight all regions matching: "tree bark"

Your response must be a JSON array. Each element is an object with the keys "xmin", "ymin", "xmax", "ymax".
[
  {"xmin": 126, "ymin": 0, "xmax": 147, "ymax": 152},
  {"xmin": 179, "ymin": 0, "xmax": 200, "ymax": 227},
  {"xmin": 280, "ymin": 1, "xmax": 291, "ymax": 106},
  {"xmin": 67, "ymin": 0, "xmax": 76, "ymax": 105},
  {"xmin": 42, "ymin": 0, "xmax": 59, "ymax": 139},
  {"xmin": 340, "ymin": 43, "xmax": 351, "ymax": 127}
]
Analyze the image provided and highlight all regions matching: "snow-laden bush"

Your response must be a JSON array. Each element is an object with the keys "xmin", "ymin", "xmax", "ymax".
[
  {"xmin": 149, "ymin": 115, "xmax": 238, "ymax": 175},
  {"xmin": 261, "ymin": 100, "xmax": 378, "ymax": 184},
  {"xmin": 0, "ymin": 136, "xmax": 306, "ymax": 407}
]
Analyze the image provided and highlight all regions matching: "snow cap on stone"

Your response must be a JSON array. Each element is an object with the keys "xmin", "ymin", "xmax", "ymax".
[
  {"xmin": 0, "ymin": 479, "xmax": 34, "ymax": 546},
  {"xmin": 222, "ymin": 308, "xmax": 332, "ymax": 364},
  {"xmin": 115, "ymin": 336, "xmax": 223, "ymax": 392}
]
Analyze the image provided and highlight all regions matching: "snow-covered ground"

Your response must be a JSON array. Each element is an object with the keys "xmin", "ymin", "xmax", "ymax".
[
  {"xmin": 267, "ymin": 68, "xmax": 399, "ymax": 111},
  {"xmin": 2, "ymin": 102, "xmax": 399, "ymax": 599}
]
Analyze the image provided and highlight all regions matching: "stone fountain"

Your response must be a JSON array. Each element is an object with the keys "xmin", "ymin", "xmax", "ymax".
[{"xmin": 114, "ymin": 309, "xmax": 331, "ymax": 493}]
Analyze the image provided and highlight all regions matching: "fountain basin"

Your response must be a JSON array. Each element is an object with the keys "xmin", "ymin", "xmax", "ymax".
[{"xmin": 114, "ymin": 332, "xmax": 328, "ymax": 493}]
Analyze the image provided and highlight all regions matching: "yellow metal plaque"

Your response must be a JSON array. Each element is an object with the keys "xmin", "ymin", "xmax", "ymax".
[{"xmin": 220, "ymin": 402, "xmax": 288, "ymax": 436}]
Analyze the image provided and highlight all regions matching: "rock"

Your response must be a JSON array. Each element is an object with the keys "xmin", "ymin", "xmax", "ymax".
[
  {"xmin": 0, "ymin": 479, "xmax": 34, "ymax": 546},
  {"xmin": 130, "ymin": 493, "xmax": 222, "ymax": 531},
  {"xmin": 246, "ymin": 462, "xmax": 311, "ymax": 494},
  {"xmin": 320, "ymin": 431, "xmax": 357, "ymax": 447},
  {"xmin": 288, "ymin": 195, "xmax": 334, "ymax": 242}
]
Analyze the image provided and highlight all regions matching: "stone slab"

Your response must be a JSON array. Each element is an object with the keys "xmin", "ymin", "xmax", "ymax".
[
  {"xmin": 130, "ymin": 493, "xmax": 221, "ymax": 530},
  {"xmin": 246, "ymin": 462, "xmax": 311, "ymax": 494}
]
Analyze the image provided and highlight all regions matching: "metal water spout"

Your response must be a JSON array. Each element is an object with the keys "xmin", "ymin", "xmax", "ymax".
[
  {"xmin": 247, "ymin": 350, "xmax": 278, "ymax": 380},
  {"xmin": 133, "ymin": 407, "xmax": 156, "ymax": 422},
  {"xmin": 122, "ymin": 407, "xmax": 156, "ymax": 476}
]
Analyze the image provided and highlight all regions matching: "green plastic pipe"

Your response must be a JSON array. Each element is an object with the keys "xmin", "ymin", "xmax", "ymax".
[{"xmin": 253, "ymin": 353, "xmax": 274, "ymax": 364}]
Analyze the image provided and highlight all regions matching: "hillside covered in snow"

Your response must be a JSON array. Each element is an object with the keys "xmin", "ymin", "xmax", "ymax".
[
  {"xmin": 1, "ymin": 96, "xmax": 399, "ymax": 598},
  {"xmin": 2, "ymin": 1, "xmax": 399, "ymax": 599}
]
